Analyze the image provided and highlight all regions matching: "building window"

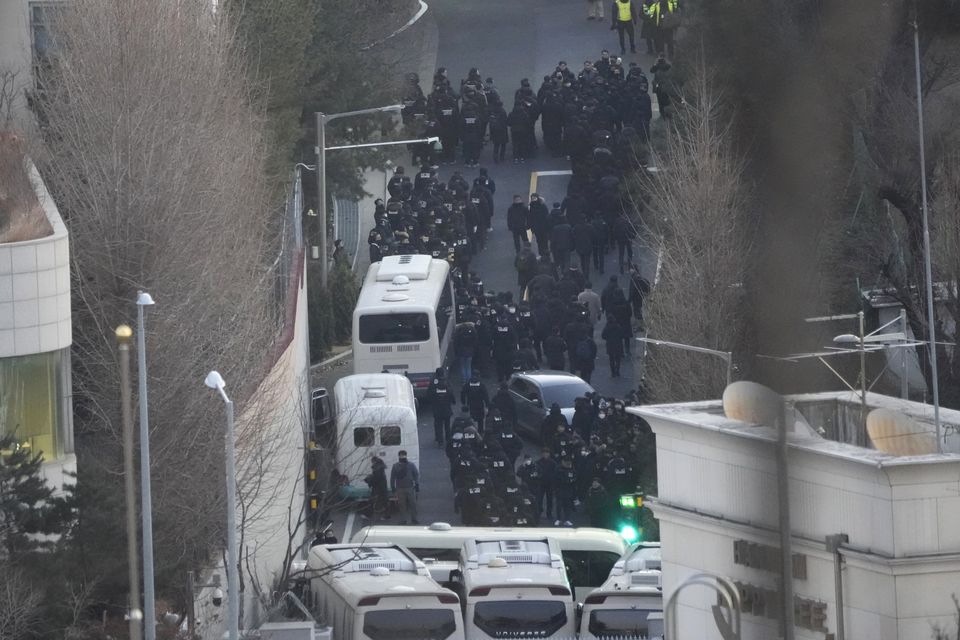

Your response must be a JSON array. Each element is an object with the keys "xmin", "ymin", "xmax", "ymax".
[
  {"xmin": 0, "ymin": 350, "xmax": 69, "ymax": 460},
  {"xmin": 30, "ymin": 3, "xmax": 64, "ymax": 68}
]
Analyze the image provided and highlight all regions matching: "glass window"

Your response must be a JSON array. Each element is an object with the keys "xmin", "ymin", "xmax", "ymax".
[
  {"xmin": 509, "ymin": 378, "xmax": 531, "ymax": 397},
  {"xmin": 541, "ymin": 382, "xmax": 594, "ymax": 408},
  {"xmin": 0, "ymin": 351, "xmax": 66, "ymax": 460},
  {"xmin": 435, "ymin": 278, "xmax": 454, "ymax": 342},
  {"xmin": 474, "ymin": 601, "xmax": 567, "ymax": 637},
  {"xmin": 408, "ymin": 547, "xmax": 461, "ymax": 562},
  {"xmin": 562, "ymin": 551, "xmax": 622, "ymax": 588},
  {"xmin": 359, "ymin": 313, "xmax": 430, "ymax": 344},
  {"xmin": 353, "ymin": 427, "xmax": 374, "ymax": 447},
  {"xmin": 588, "ymin": 609, "xmax": 658, "ymax": 637},
  {"xmin": 379, "ymin": 425, "xmax": 401, "ymax": 446},
  {"xmin": 30, "ymin": 3, "xmax": 64, "ymax": 66},
  {"xmin": 364, "ymin": 609, "xmax": 456, "ymax": 640}
]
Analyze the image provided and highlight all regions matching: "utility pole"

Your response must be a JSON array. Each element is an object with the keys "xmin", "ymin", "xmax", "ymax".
[
  {"xmin": 116, "ymin": 325, "xmax": 142, "ymax": 640},
  {"xmin": 777, "ymin": 403, "xmax": 795, "ymax": 640},
  {"xmin": 315, "ymin": 112, "xmax": 328, "ymax": 289}
]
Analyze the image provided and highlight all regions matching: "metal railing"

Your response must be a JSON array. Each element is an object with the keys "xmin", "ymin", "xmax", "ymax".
[{"xmin": 267, "ymin": 168, "xmax": 305, "ymax": 334}]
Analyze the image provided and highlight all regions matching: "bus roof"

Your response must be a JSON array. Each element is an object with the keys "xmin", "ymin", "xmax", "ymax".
[
  {"xmin": 461, "ymin": 538, "xmax": 570, "ymax": 592},
  {"xmin": 307, "ymin": 543, "xmax": 455, "ymax": 607},
  {"xmin": 333, "ymin": 374, "xmax": 415, "ymax": 415},
  {"xmin": 354, "ymin": 256, "xmax": 450, "ymax": 316},
  {"xmin": 352, "ymin": 523, "xmax": 627, "ymax": 556}
]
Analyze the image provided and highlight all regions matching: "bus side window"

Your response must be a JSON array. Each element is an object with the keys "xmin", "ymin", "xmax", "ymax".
[
  {"xmin": 588, "ymin": 551, "xmax": 621, "ymax": 586},
  {"xmin": 562, "ymin": 550, "xmax": 590, "ymax": 589},
  {"xmin": 354, "ymin": 427, "xmax": 375, "ymax": 447},
  {"xmin": 380, "ymin": 425, "xmax": 401, "ymax": 446}
]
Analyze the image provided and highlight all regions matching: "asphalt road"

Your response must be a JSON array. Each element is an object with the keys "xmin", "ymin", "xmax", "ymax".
[{"xmin": 325, "ymin": 0, "xmax": 662, "ymax": 542}]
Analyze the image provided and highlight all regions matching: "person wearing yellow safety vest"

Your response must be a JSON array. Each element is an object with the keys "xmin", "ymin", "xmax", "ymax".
[
  {"xmin": 645, "ymin": 0, "xmax": 679, "ymax": 58},
  {"xmin": 609, "ymin": 0, "xmax": 639, "ymax": 55}
]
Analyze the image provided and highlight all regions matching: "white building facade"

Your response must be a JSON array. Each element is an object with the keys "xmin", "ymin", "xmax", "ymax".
[
  {"xmin": 632, "ymin": 392, "xmax": 960, "ymax": 640},
  {"xmin": 0, "ymin": 158, "xmax": 76, "ymax": 487}
]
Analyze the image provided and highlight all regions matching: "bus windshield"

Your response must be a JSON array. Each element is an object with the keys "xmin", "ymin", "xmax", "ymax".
[
  {"xmin": 474, "ymin": 600, "xmax": 567, "ymax": 637},
  {"xmin": 359, "ymin": 313, "xmax": 430, "ymax": 344},
  {"xmin": 364, "ymin": 609, "xmax": 456, "ymax": 640},
  {"xmin": 588, "ymin": 609, "xmax": 659, "ymax": 638}
]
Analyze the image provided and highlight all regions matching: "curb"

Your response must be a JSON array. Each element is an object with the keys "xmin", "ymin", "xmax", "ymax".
[{"xmin": 360, "ymin": 0, "xmax": 430, "ymax": 51}]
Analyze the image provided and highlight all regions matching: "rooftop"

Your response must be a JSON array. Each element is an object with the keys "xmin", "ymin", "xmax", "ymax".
[
  {"xmin": 0, "ymin": 132, "xmax": 53, "ymax": 243},
  {"xmin": 630, "ymin": 387, "xmax": 960, "ymax": 468}
]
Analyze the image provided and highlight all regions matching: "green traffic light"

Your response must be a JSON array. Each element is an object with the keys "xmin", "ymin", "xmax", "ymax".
[
  {"xmin": 619, "ymin": 524, "xmax": 640, "ymax": 543},
  {"xmin": 619, "ymin": 495, "xmax": 636, "ymax": 508}
]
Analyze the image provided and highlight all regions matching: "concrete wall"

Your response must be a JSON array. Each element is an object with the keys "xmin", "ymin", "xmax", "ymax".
[
  {"xmin": 637, "ymin": 397, "xmax": 960, "ymax": 640},
  {"xmin": 194, "ymin": 254, "xmax": 310, "ymax": 638}
]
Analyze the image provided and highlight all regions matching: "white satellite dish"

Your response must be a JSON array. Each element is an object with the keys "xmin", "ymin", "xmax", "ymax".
[
  {"xmin": 866, "ymin": 408, "xmax": 936, "ymax": 456},
  {"xmin": 723, "ymin": 381, "xmax": 783, "ymax": 427}
]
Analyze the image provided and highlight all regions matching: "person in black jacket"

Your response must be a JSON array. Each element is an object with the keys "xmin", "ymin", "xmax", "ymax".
[
  {"xmin": 542, "ymin": 327, "xmax": 567, "ymax": 370},
  {"xmin": 550, "ymin": 216, "xmax": 573, "ymax": 271},
  {"xmin": 364, "ymin": 456, "xmax": 389, "ymax": 521},
  {"xmin": 534, "ymin": 449, "xmax": 558, "ymax": 520},
  {"xmin": 487, "ymin": 103, "xmax": 509, "ymax": 163},
  {"xmin": 602, "ymin": 316, "xmax": 625, "ymax": 377},
  {"xmin": 527, "ymin": 194, "xmax": 552, "ymax": 258},
  {"xmin": 573, "ymin": 335, "xmax": 598, "ymax": 383},
  {"xmin": 430, "ymin": 378, "xmax": 456, "ymax": 446},
  {"xmin": 507, "ymin": 195, "xmax": 530, "ymax": 253},
  {"xmin": 508, "ymin": 103, "xmax": 533, "ymax": 162},
  {"xmin": 572, "ymin": 219, "xmax": 594, "ymax": 278},
  {"xmin": 454, "ymin": 321, "xmax": 478, "ymax": 381},
  {"xmin": 461, "ymin": 375, "xmax": 490, "ymax": 427},
  {"xmin": 611, "ymin": 214, "xmax": 635, "ymax": 273}
]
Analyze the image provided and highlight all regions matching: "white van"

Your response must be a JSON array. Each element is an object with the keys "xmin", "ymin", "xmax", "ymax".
[
  {"xmin": 578, "ymin": 544, "xmax": 663, "ymax": 640},
  {"xmin": 352, "ymin": 255, "xmax": 455, "ymax": 393},
  {"xmin": 332, "ymin": 374, "xmax": 419, "ymax": 498},
  {"xmin": 350, "ymin": 523, "xmax": 627, "ymax": 601},
  {"xmin": 452, "ymin": 537, "xmax": 576, "ymax": 640},
  {"xmin": 306, "ymin": 543, "xmax": 464, "ymax": 640}
]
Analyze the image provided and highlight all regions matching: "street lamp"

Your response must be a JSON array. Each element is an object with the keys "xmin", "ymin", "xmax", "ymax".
[
  {"xmin": 636, "ymin": 337, "xmax": 734, "ymax": 385},
  {"xmin": 203, "ymin": 370, "xmax": 239, "ymax": 640},
  {"xmin": 912, "ymin": 10, "xmax": 943, "ymax": 449},
  {"xmin": 315, "ymin": 104, "xmax": 404, "ymax": 288},
  {"xmin": 135, "ymin": 291, "xmax": 157, "ymax": 640},
  {"xmin": 116, "ymin": 324, "xmax": 142, "ymax": 640}
]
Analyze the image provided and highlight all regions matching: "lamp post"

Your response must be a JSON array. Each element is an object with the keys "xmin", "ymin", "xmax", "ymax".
[
  {"xmin": 912, "ymin": 10, "xmax": 943, "ymax": 452},
  {"xmin": 204, "ymin": 371, "xmax": 239, "ymax": 640},
  {"xmin": 315, "ymin": 104, "xmax": 404, "ymax": 288},
  {"xmin": 135, "ymin": 291, "xmax": 156, "ymax": 640},
  {"xmin": 636, "ymin": 337, "xmax": 734, "ymax": 385},
  {"xmin": 116, "ymin": 324, "xmax": 142, "ymax": 640}
]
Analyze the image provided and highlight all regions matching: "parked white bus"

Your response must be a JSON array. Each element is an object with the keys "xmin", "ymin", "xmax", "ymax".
[
  {"xmin": 452, "ymin": 537, "xmax": 576, "ymax": 640},
  {"xmin": 306, "ymin": 543, "xmax": 464, "ymax": 640},
  {"xmin": 353, "ymin": 255, "xmax": 455, "ymax": 393},
  {"xmin": 349, "ymin": 522, "xmax": 627, "ymax": 600},
  {"xmin": 578, "ymin": 544, "xmax": 663, "ymax": 640},
  {"xmin": 331, "ymin": 374, "xmax": 419, "ymax": 499}
]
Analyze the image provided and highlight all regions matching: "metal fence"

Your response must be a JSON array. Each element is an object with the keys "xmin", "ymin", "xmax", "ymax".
[{"xmin": 267, "ymin": 168, "xmax": 305, "ymax": 334}]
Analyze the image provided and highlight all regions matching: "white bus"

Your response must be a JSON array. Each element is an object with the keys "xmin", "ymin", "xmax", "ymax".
[
  {"xmin": 353, "ymin": 255, "xmax": 455, "ymax": 393},
  {"xmin": 306, "ymin": 543, "xmax": 464, "ymax": 640},
  {"xmin": 578, "ymin": 544, "xmax": 663, "ymax": 640},
  {"xmin": 452, "ymin": 537, "xmax": 576, "ymax": 640},
  {"xmin": 350, "ymin": 522, "xmax": 627, "ymax": 600},
  {"xmin": 331, "ymin": 374, "xmax": 419, "ymax": 499}
]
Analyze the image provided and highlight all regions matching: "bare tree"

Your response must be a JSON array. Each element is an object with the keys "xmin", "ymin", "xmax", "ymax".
[
  {"xmin": 632, "ymin": 57, "xmax": 753, "ymax": 402},
  {"xmin": 0, "ymin": 569, "xmax": 43, "ymax": 640},
  {"xmin": 33, "ymin": 0, "xmax": 288, "ymax": 614}
]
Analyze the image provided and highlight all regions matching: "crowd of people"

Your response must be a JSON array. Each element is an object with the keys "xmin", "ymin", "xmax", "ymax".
[
  {"xmin": 429, "ymin": 377, "xmax": 655, "ymax": 528},
  {"xmin": 353, "ymin": 28, "xmax": 679, "ymax": 526}
]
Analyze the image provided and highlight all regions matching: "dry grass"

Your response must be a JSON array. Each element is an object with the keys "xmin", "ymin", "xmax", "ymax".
[{"xmin": 0, "ymin": 131, "xmax": 52, "ymax": 243}]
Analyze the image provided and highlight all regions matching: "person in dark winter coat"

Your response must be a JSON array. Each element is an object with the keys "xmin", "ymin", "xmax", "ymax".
[
  {"xmin": 573, "ymin": 220, "xmax": 594, "ymax": 278},
  {"xmin": 601, "ymin": 276, "xmax": 626, "ymax": 316},
  {"xmin": 461, "ymin": 376, "xmax": 490, "ymax": 426},
  {"xmin": 602, "ymin": 317, "xmax": 626, "ymax": 377},
  {"xmin": 586, "ymin": 478, "xmax": 611, "ymax": 527},
  {"xmin": 454, "ymin": 321, "xmax": 478, "ymax": 381},
  {"xmin": 507, "ymin": 195, "xmax": 530, "ymax": 253},
  {"xmin": 542, "ymin": 327, "xmax": 567, "ymax": 370},
  {"xmin": 573, "ymin": 335, "xmax": 598, "ymax": 383},
  {"xmin": 550, "ymin": 217, "xmax": 574, "ymax": 271},
  {"xmin": 488, "ymin": 103, "xmax": 509, "ymax": 163},
  {"xmin": 430, "ymin": 378, "xmax": 456, "ymax": 445},
  {"xmin": 612, "ymin": 299, "xmax": 634, "ymax": 355},
  {"xmin": 528, "ymin": 194, "xmax": 552, "ymax": 258},
  {"xmin": 365, "ymin": 456, "xmax": 389, "ymax": 520},
  {"xmin": 534, "ymin": 449, "xmax": 558, "ymax": 520},
  {"xmin": 539, "ymin": 404, "xmax": 569, "ymax": 444}
]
